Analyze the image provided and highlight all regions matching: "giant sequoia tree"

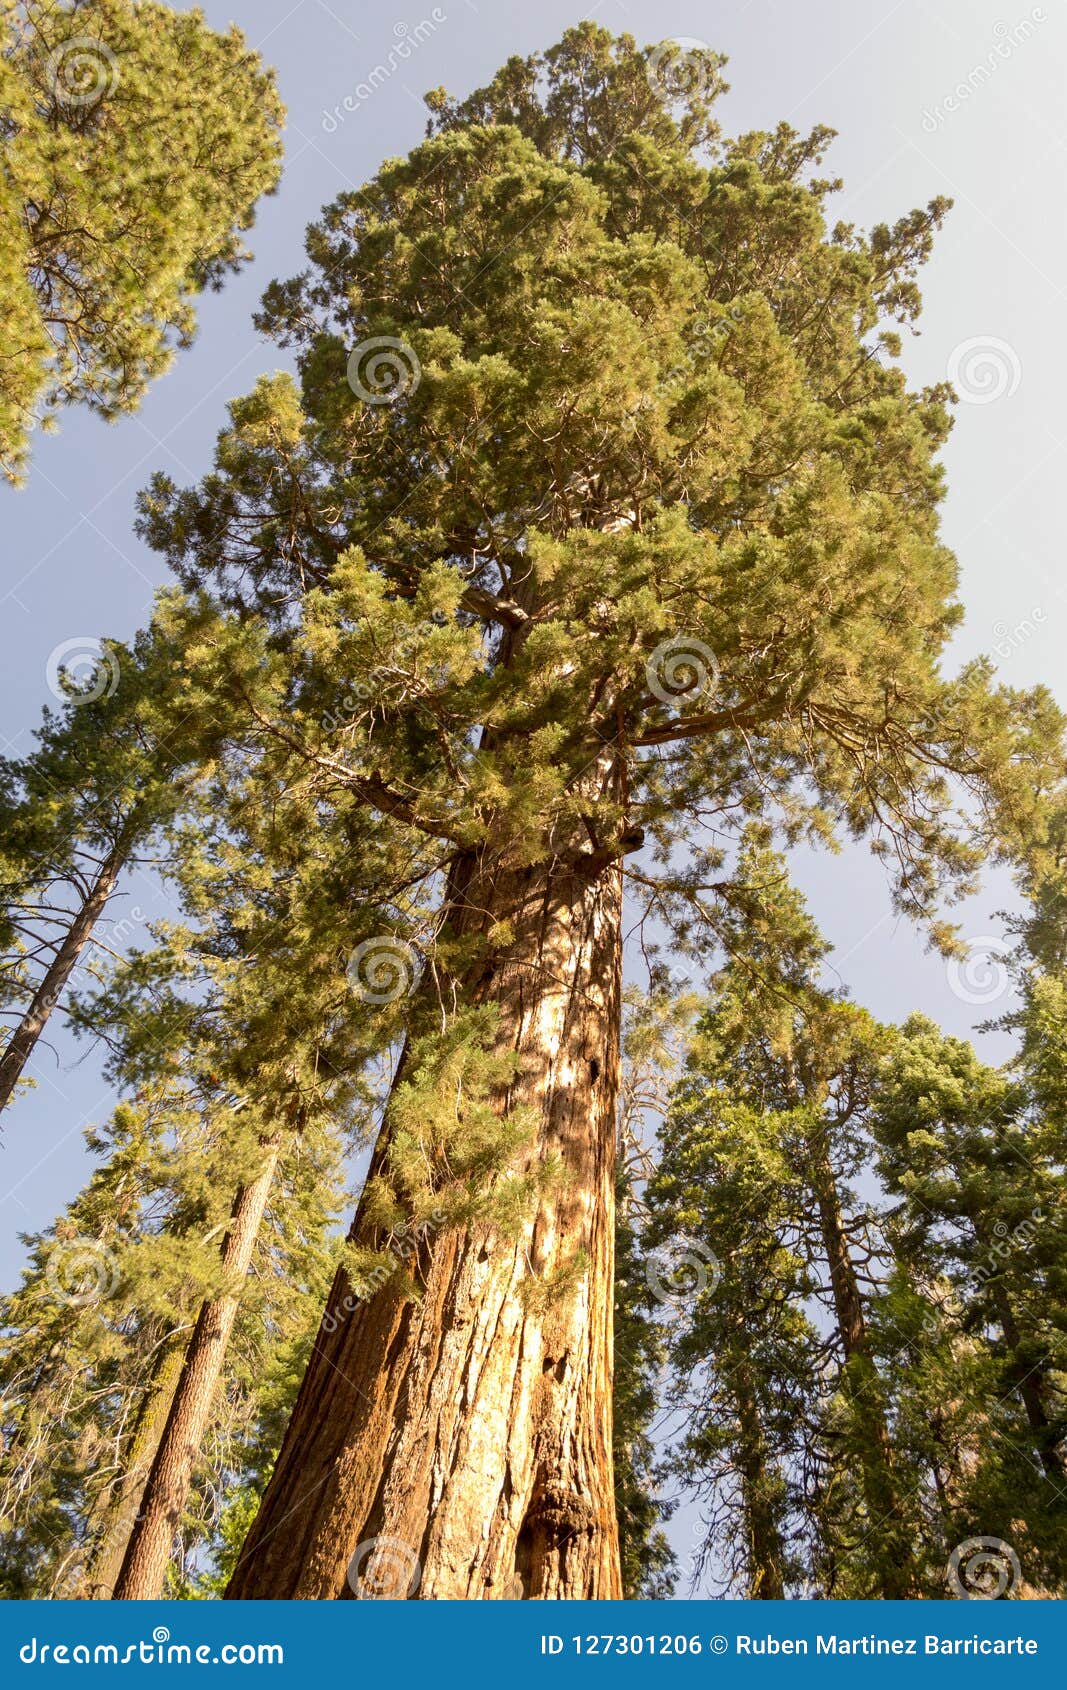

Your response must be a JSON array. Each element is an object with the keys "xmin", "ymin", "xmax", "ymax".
[{"xmin": 127, "ymin": 28, "xmax": 1057, "ymax": 1599}]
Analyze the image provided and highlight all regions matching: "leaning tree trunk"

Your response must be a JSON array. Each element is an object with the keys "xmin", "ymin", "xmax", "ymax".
[
  {"xmin": 84, "ymin": 1339, "xmax": 187, "ymax": 1598},
  {"xmin": 113, "ymin": 1140, "xmax": 282, "ymax": 1600},
  {"xmin": 0, "ymin": 840, "xmax": 126, "ymax": 1114},
  {"xmin": 227, "ymin": 837, "xmax": 625, "ymax": 1600}
]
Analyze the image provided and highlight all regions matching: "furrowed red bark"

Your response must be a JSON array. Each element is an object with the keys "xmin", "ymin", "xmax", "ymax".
[
  {"xmin": 0, "ymin": 842, "xmax": 126, "ymax": 1116},
  {"xmin": 227, "ymin": 837, "xmax": 624, "ymax": 1600},
  {"xmin": 113, "ymin": 1140, "xmax": 282, "ymax": 1600}
]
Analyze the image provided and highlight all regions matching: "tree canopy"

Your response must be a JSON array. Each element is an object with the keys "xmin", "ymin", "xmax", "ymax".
[
  {"xmin": 1, "ymin": 22, "xmax": 1065, "ymax": 1603},
  {"xmin": 0, "ymin": 0, "xmax": 284, "ymax": 480}
]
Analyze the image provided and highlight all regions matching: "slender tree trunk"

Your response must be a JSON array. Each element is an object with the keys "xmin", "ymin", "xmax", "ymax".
[
  {"xmin": 810, "ymin": 1145, "xmax": 871, "ymax": 1361},
  {"xmin": 227, "ymin": 834, "xmax": 625, "ymax": 1600},
  {"xmin": 989, "ymin": 1281, "xmax": 1066, "ymax": 1482},
  {"xmin": 733, "ymin": 1362, "xmax": 787, "ymax": 1600},
  {"xmin": 808, "ymin": 1135, "xmax": 914, "ymax": 1599},
  {"xmin": 83, "ymin": 1341, "xmax": 187, "ymax": 1598},
  {"xmin": 950, "ymin": 1174, "xmax": 1067, "ymax": 1479},
  {"xmin": 113, "ymin": 1141, "xmax": 282, "ymax": 1600},
  {"xmin": 0, "ymin": 841, "xmax": 125, "ymax": 1114}
]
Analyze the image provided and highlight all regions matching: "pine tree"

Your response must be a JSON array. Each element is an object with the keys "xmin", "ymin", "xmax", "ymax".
[
  {"xmin": 1, "ymin": 635, "xmax": 410, "ymax": 1596},
  {"xmin": 649, "ymin": 832, "xmax": 1067, "ymax": 1598},
  {"xmin": 0, "ymin": 1088, "xmax": 215, "ymax": 1597},
  {"xmin": 870, "ymin": 1015, "xmax": 1067, "ymax": 1589},
  {"xmin": 612, "ymin": 1182, "xmax": 675, "ymax": 1600},
  {"xmin": 0, "ymin": 597, "xmax": 242, "ymax": 1117},
  {"xmin": 0, "ymin": 0, "xmax": 284, "ymax": 480},
  {"xmin": 127, "ymin": 26, "xmax": 1060, "ymax": 1599},
  {"xmin": 645, "ymin": 842, "xmax": 910, "ymax": 1596},
  {"xmin": 0, "ymin": 1091, "xmax": 348, "ymax": 1597},
  {"xmin": 86, "ymin": 745, "xmax": 407, "ymax": 1599}
]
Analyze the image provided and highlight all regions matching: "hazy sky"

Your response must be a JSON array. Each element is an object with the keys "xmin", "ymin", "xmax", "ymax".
[{"xmin": 2, "ymin": 0, "xmax": 1064, "ymax": 1593}]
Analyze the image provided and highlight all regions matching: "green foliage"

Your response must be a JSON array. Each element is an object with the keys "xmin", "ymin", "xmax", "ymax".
[
  {"xmin": 613, "ymin": 1180, "xmax": 676, "ymax": 1600},
  {"xmin": 0, "ymin": 595, "xmax": 258, "ymax": 1108},
  {"xmin": 647, "ymin": 842, "xmax": 1067, "ymax": 1597},
  {"xmin": 137, "ymin": 24, "xmax": 1062, "ymax": 966},
  {"xmin": 870, "ymin": 1015, "xmax": 1067, "ymax": 1588},
  {"xmin": 0, "ymin": 1077, "xmax": 348, "ymax": 1596},
  {"xmin": 4, "ymin": 22, "xmax": 1067, "ymax": 1602},
  {"xmin": 0, "ymin": 0, "xmax": 284, "ymax": 479}
]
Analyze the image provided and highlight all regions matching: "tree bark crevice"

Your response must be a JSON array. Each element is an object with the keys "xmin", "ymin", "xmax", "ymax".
[{"xmin": 227, "ymin": 817, "xmax": 624, "ymax": 1600}]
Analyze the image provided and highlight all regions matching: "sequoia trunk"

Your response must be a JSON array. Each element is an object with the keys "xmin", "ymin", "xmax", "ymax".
[
  {"xmin": 227, "ymin": 842, "xmax": 624, "ymax": 1600},
  {"xmin": 113, "ymin": 1141, "xmax": 282, "ymax": 1600}
]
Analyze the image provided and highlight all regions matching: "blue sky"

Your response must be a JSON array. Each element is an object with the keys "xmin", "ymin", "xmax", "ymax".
[{"xmin": 2, "ymin": 0, "xmax": 1065, "ymax": 1593}]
